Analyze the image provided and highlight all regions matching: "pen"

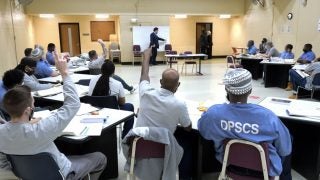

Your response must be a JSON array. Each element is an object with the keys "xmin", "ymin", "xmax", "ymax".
[{"xmin": 80, "ymin": 126, "xmax": 88, "ymax": 135}]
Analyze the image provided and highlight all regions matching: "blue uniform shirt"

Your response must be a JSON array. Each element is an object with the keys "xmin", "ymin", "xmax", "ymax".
[
  {"xmin": 34, "ymin": 59, "xmax": 53, "ymax": 79},
  {"xmin": 299, "ymin": 51, "xmax": 316, "ymax": 62},
  {"xmin": 248, "ymin": 45, "xmax": 257, "ymax": 55},
  {"xmin": 197, "ymin": 103, "xmax": 292, "ymax": 176},
  {"xmin": 280, "ymin": 51, "xmax": 294, "ymax": 59},
  {"xmin": 46, "ymin": 51, "xmax": 55, "ymax": 65},
  {"xmin": 0, "ymin": 81, "xmax": 8, "ymax": 109}
]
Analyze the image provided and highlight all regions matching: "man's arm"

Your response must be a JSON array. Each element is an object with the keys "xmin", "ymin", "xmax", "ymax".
[
  {"xmin": 140, "ymin": 48, "xmax": 152, "ymax": 82},
  {"xmin": 98, "ymin": 39, "xmax": 108, "ymax": 59}
]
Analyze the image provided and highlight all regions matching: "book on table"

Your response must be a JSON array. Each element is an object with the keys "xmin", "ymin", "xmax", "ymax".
[
  {"xmin": 62, "ymin": 115, "xmax": 105, "ymax": 136},
  {"xmin": 287, "ymin": 100, "xmax": 320, "ymax": 119}
]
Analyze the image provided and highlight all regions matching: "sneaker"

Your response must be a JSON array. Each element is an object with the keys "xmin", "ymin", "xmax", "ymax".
[
  {"xmin": 285, "ymin": 82, "xmax": 293, "ymax": 91},
  {"xmin": 130, "ymin": 87, "xmax": 136, "ymax": 94},
  {"xmin": 288, "ymin": 94, "xmax": 297, "ymax": 99}
]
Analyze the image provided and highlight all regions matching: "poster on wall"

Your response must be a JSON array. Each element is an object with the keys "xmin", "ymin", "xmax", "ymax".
[{"xmin": 318, "ymin": 19, "xmax": 320, "ymax": 32}]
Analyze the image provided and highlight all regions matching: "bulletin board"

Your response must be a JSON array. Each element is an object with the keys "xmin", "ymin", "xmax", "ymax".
[{"xmin": 90, "ymin": 21, "xmax": 115, "ymax": 41}]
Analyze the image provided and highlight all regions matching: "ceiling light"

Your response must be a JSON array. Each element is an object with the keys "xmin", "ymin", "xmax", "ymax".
[
  {"xmin": 95, "ymin": 14, "xmax": 109, "ymax": 19},
  {"xmin": 174, "ymin": 14, "xmax": 187, "ymax": 19},
  {"xmin": 131, "ymin": 18, "xmax": 138, "ymax": 23},
  {"xmin": 219, "ymin": 14, "xmax": 231, "ymax": 19},
  {"xmin": 39, "ymin": 14, "xmax": 54, "ymax": 18}
]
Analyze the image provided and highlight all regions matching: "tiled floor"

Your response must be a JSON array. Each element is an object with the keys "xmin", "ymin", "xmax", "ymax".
[{"xmin": 111, "ymin": 59, "xmax": 305, "ymax": 180}]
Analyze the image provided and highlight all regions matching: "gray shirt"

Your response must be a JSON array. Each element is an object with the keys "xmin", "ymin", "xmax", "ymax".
[
  {"xmin": 24, "ymin": 73, "xmax": 53, "ymax": 91},
  {"xmin": 0, "ymin": 76, "xmax": 81, "ymax": 177},
  {"xmin": 305, "ymin": 62, "xmax": 320, "ymax": 89},
  {"xmin": 88, "ymin": 57, "xmax": 105, "ymax": 69},
  {"xmin": 267, "ymin": 47, "xmax": 280, "ymax": 57}
]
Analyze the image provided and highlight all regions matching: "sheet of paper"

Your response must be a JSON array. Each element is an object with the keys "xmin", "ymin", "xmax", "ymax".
[
  {"xmin": 292, "ymin": 64, "xmax": 308, "ymax": 70},
  {"xmin": 76, "ymin": 103, "xmax": 99, "ymax": 115},
  {"xmin": 287, "ymin": 100, "xmax": 320, "ymax": 118},
  {"xmin": 62, "ymin": 116, "xmax": 104, "ymax": 136},
  {"xmin": 33, "ymin": 110, "xmax": 51, "ymax": 119},
  {"xmin": 35, "ymin": 86, "xmax": 63, "ymax": 97}
]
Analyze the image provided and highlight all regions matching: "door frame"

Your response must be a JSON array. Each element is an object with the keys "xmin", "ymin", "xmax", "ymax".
[
  {"xmin": 58, "ymin": 23, "xmax": 81, "ymax": 55},
  {"xmin": 195, "ymin": 22, "xmax": 213, "ymax": 54}
]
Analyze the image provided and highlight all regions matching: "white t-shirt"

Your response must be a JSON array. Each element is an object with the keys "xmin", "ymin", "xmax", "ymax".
[
  {"xmin": 88, "ymin": 75, "xmax": 125, "ymax": 98},
  {"xmin": 135, "ymin": 80, "xmax": 191, "ymax": 134}
]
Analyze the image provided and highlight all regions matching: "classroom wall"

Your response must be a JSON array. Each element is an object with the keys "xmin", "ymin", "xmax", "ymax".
[
  {"xmin": 170, "ymin": 16, "xmax": 231, "ymax": 56},
  {"xmin": 0, "ymin": 0, "xmax": 34, "ymax": 75},
  {"xmin": 32, "ymin": 15, "xmax": 120, "ymax": 56},
  {"xmin": 25, "ymin": 0, "xmax": 245, "ymax": 15},
  {"xmin": 230, "ymin": 0, "xmax": 320, "ymax": 56}
]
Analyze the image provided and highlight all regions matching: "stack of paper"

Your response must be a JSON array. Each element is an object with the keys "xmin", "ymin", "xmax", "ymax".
[
  {"xmin": 62, "ymin": 115, "xmax": 104, "ymax": 136},
  {"xmin": 287, "ymin": 100, "xmax": 320, "ymax": 118},
  {"xmin": 35, "ymin": 86, "xmax": 63, "ymax": 97}
]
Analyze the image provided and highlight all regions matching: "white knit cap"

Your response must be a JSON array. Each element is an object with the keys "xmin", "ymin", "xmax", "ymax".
[
  {"xmin": 223, "ymin": 68, "xmax": 252, "ymax": 95},
  {"xmin": 31, "ymin": 48, "xmax": 43, "ymax": 59}
]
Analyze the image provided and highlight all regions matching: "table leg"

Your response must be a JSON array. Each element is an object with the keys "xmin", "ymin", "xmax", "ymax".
[
  {"xmin": 196, "ymin": 135, "xmax": 203, "ymax": 180},
  {"xmin": 197, "ymin": 58, "xmax": 203, "ymax": 75}
]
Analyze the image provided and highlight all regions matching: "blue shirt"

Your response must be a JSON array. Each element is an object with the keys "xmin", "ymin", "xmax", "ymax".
[
  {"xmin": 34, "ymin": 59, "xmax": 53, "ymax": 79},
  {"xmin": 248, "ymin": 45, "xmax": 257, "ymax": 55},
  {"xmin": 46, "ymin": 51, "xmax": 55, "ymax": 65},
  {"xmin": 0, "ymin": 81, "xmax": 8, "ymax": 109},
  {"xmin": 197, "ymin": 103, "xmax": 292, "ymax": 176},
  {"xmin": 299, "ymin": 51, "xmax": 316, "ymax": 62},
  {"xmin": 280, "ymin": 51, "xmax": 294, "ymax": 59}
]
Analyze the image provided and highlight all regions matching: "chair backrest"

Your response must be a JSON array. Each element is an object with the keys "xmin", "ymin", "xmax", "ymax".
[
  {"xmin": 184, "ymin": 51, "xmax": 192, "ymax": 54},
  {"xmin": 6, "ymin": 152, "xmax": 64, "ymax": 180},
  {"xmin": 89, "ymin": 68, "xmax": 101, "ymax": 75},
  {"xmin": 165, "ymin": 44, "xmax": 172, "ymax": 52},
  {"xmin": 76, "ymin": 79, "xmax": 91, "ymax": 86},
  {"xmin": 80, "ymin": 95, "xmax": 119, "ymax": 109},
  {"xmin": 170, "ymin": 51, "xmax": 177, "ymax": 55},
  {"xmin": 221, "ymin": 139, "xmax": 270, "ymax": 179},
  {"xmin": 312, "ymin": 72, "xmax": 320, "ymax": 87},
  {"xmin": 110, "ymin": 42, "xmax": 119, "ymax": 50},
  {"xmin": 129, "ymin": 137, "xmax": 165, "ymax": 159},
  {"xmin": 226, "ymin": 56, "xmax": 235, "ymax": 64},
  {"xmin": 133, "ymin": 45, "xmax": 141, "ymax": 52}
]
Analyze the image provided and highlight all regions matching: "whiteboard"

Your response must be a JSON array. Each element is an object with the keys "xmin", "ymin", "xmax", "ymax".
[{"xmin": 132, "ymin": 26, "xmax": 170, "ymax": 51}]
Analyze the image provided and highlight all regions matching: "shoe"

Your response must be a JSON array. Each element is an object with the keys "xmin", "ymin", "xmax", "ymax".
[
  {"xmin": 288, "ymin": 94, "xmax": 297, "ymax": 99},
  {"xmin": 130, "ymin": 87, "xmax": 136, "ymax": 94},
  {"xmin": 285, "ymin": 82, "xmax": 293, "ymax": 91}
]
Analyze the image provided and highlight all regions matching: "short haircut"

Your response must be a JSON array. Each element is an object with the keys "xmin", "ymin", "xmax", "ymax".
[
  {"xmin": 153, "ymin": 27, "xmax": 158, "ymax": 31},
  {"xmin": 2, "ymin": 69, "xmax": 24, "ymax": 89},
  {"xmin": 88, "ymin": 50, "xmax": 97, "ymax": 59},
  {"xmin": 266, "ymin": 41, "xmax": 273, "ymax": 47},
  {"xmin": 3, "ymin": 85, "xmax": 32, "ymax": 118},
  {"xmin": 16, "ymin": 57, "xmax": 37, "ymax": 71},
  {"xmin": 305, "ymin": 43, "xmax": 312, "ymax": 50},
  {"xmin": 24, "ymin": 48, "xmax": 33, "ymax": 57},
  {"xmin": 47, "ymin": 43, "xmax": 55, "ymax": 52},
  {"xmin": 285, "ymin": 44, "xmax": 293, "ymax": 50}
]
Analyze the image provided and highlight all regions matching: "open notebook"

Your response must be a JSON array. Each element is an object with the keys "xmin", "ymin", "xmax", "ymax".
[
  {"xmin": 35, "ymin": 86, "xmax": 63, "ymax": 97},
  {"xmin": 287, "ymin": 100, "xmax": 320, "ymax": 119},
  {"xmin": 62, "ymin": 115, "xmax": 104, "ymax": 136}
]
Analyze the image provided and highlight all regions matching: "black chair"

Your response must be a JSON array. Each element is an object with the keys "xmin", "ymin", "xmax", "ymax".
[
  {"xmin": 0, "ymin": 108, "xmax": 10, "ymax": 121},
  {"xmin": 76, "ymin": 79, "xmax": 91, "ymax": 86},
  {"xmin": 6, "ymin": 152, "xmax": 65, "ymax": 180},
  {"xmin": 297, "ymin": 72, "xmax": 320, "ymax": 100},
  {"xmin": 80, "ymin": 95, "xmax": 119, "ymax": 109},
  {"xmin": 89, "ymin": 68, "xmax": 101, "ymax": 75}
]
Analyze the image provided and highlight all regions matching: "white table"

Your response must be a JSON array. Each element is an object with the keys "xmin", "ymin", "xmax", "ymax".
[
  {"xmin": 38, "ymin": 74, "xmax": 95, "ymax": 84},
  {"xmin": 37, "ymin": 84, "xmax": 89, "ymax": 102}
]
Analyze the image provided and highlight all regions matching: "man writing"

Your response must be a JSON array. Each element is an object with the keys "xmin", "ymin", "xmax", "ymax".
[
  {"xmin": 149, "ymin": 27, "xmax": 165, "ymax": 65},
  {"xmin": 0, "ymin": 51, "xmax": 106, "ymax": 180},
  {"xmin": 136, "ymin": 48, "xmax": 193, "ymax": 179}
]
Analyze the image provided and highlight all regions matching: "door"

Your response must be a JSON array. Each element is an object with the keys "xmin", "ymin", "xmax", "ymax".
[
  {"xmin": 59, "ymin": 23, "xmax": 81, "ymax": 56},
  {"xmin": 196, "ymin": 23, "xmax": 213, "ymax": 54}
]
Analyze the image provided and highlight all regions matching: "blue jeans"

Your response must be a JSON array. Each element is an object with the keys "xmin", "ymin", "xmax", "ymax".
[
  {"xmin": 119, "ymin": 103, "xmax": 134, "ymax": 139},
  {"xmin": 289, "ymin": 69, "xmax": 307, "ymax": 91}
]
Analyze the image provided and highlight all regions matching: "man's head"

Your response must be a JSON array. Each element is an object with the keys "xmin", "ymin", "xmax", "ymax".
[
  {"xmin": 247, "ymin": 40, "xmax": 254, "ymax": 48},
  {"xmin": 265, "ymin": 41, "xmax": 274, "ymax": 50},
  {"xmin": 207, "ymin": 31, "xmax": 211, "ymax": 35},
  {"xmin": 88, "ymin": 50, "xmax": 98, "ymax": 60},
  {"xmin": 153, "ymin": 27, "xmax": 159, "ymax": 34},
  {"xmin": 31, "ymin": 48, "xmax": 44, "ymax": 61},
  {"xmin": 3, "ymin": 85, "xmax": 34, "ymax": 120},
  {"xmin": 285, "ymin": 44, "xmax": 293, "ymax": 52},
  {"xmin": 223, "ymin": 68, "xmax": 252, "ymax": 103},
  {"xmin": 303, "ymin": 44, "xmax": 312, "ymax": 53},
  {"xmin": 24, "ymin": 48, "xmax": 33, "ymax": 57},
  {"xmin": 16, "ymin": 57, "xmax": 37, "ymax": 75},
  {"xmin": 47, "ymin": 43, "xmax": 56, "ymax": 52},
  {"xmin": 262, "ymin": 38, "xmax": 267, "ymax": 43},
  {"xmin": 2, "ymin": 69, "xmax": 24, "ymax": 89},
  {"xmin": 160, "ymin": 69, "xmax": 180, "ymax": 93}
]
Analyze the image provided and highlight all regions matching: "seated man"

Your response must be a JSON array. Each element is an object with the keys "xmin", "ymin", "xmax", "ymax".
[
  {"xmin": 296, "ymin": 43, "xmax": 316, "ymax": 64},
  {"xmin": 88, "ymin": 39, "xmax": 136, "ymax": 93},
  {"xmin": 280, "ymin": 44, "xmax": 294, "ymax": 59},
  {"xmin": 286, "ymin": 57, "xmax": 320, "ymax": 98},
  {"xmin": 258, "ymin": 38, "xmax": 267, "ymax": 54},
  {"xmin": 0, "ymin": 51, "xmax": 106, "ymax": 180},
  {"xmin": 247, "ymin": 40, "xmax": 257, "ymax": 55},
  {"xmin": 46, "ymin": 43, "xmax": 56, "ymax": 65},
  {"xmin": 263, "ymin": 41, "xmax": 280, "ymax": 58},
  {"xmin": 135, "ymin": 48, "xmax": 193, "ymax": 180},
  {"xmin": 32, "ymin": 46, "xmax": 59, "ymax": 78},
  {"xmin": 15, "ymin": 57, "xmax": 54, "ymax": 91},
  {"xmin": 198, "ymin": 68, "xmax": 292, "ymax": 179}
]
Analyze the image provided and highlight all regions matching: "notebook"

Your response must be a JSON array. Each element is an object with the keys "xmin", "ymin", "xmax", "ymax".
[
  {"xmin": 35, "ymin": 86, "xmax": 63, "ymax": 97},
  {"xmin": 287, "ymin": 100, "xmax": 320, "ymax": 118},
  {"xmin": 62, "ymin": 116, "xmax": 104, "ymax": 136}
]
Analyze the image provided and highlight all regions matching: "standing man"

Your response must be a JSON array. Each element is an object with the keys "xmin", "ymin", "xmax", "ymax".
[
  {"xmin": 150, "ymin": 27, "xmax": 165, "ymax": 65},
  {"xmin": 207, "ymin": 30, "xmax": 213, "ymax": 59},
  {"xmin": 199, "ymin": 30, "xmax": 208, "ymax": 60}
]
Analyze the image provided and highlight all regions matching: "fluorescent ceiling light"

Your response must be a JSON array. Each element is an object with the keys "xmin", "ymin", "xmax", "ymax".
[
  {"xmin": 39, "ymin": 14, "xmax": 54, "ymax": 18},
  {"xmin": 174, "ymin": 14, "xmax": 187, "ymax": 19},
  {"xmin": 95, "ymin": 14, "xmax": 109, "ymax": 19},
  {"xmin": 219, "ymin": 14, "xmax": 231, "ymax": 19}
]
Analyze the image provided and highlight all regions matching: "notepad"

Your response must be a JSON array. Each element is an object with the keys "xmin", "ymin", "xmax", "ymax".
[
  {"xmin": 35, "ymin": 86, "xmax": 63, "ymax": 97},
  {"xmin": 62, "ymin": 116, "xmax": 104, "ymax": 136},
  {"xmin": 287, "ymin": 100, "xmax": 320, "ymax": 118}
]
